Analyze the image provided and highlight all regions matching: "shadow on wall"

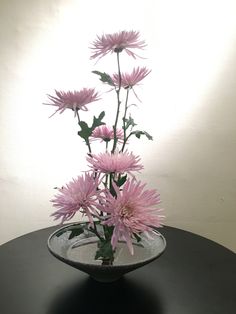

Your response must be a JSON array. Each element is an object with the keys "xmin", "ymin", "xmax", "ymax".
[{"xmin": 160, "ymin": 42, "xmax": 236, "ymax": 250}]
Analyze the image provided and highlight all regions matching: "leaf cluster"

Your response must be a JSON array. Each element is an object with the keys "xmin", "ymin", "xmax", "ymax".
[
  {"xmin": 78, "ymin": 111, "xmax": 105, "ymax": 145},
  {"xmin": 123, "ymin": 116, "xmax": 153, "ymax": 141}
]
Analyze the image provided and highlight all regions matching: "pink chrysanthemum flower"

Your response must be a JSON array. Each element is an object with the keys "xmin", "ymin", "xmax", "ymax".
[
  {"xmin": 99, "ymin": 179, "xmax": 164, "ymax": 254},
  {"xmin": 45, "ymin": 88, "xmax": 99, "ymax": 117},
  {"xmin": 87, "ymin": 151, "xmax": 143, "ymax": 175},
  {"xmin": 51, "ymin": 173, "xmax": 99, "ymax": 224},
  {"xmin": 90, "ymin": 30, "xmax": 146, "ymax": 60},
  {"xmin": 91, "ymin": 125, "xmax": 123, "ymax": 143},
  {"xmin": 112, "ymin": 67, "xmax": 151, "ymax": 88}
]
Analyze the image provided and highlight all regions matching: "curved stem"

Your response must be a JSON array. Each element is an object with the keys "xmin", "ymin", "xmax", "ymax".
[
  {"xmin": 121, "ymin": 88, "xmax": 130, "ymax": 152},
  {"xmin": 111, "ymin": 52, "xmax": 122, "ymax": 154},
  {"xmin": 122, "ymin": 132, "xmax": 132, "ymax": 148}
]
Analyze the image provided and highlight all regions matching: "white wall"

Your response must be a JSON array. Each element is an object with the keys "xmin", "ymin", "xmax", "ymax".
[{"xmin": 0, "ymin": 0, "xmax": 236, "ymax": 251}]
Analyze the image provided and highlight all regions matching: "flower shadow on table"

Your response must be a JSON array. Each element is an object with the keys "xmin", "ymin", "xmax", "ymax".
[{"xmin": 48, "ymin": 277, "xmax": 163, "ymax": 314}]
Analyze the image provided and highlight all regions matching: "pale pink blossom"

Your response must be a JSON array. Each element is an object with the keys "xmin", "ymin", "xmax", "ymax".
[
  {"xmin": 51, "ymin": 173, "xmax": 99, "ymax": 224},
  {"xmin": 99, "ymin": 179, "xmax": 164, "ymax": 254},
  {"xmin": 90, "ymin": 30, "xmax": 146, "ymax": 60},
  {"xmin": 45, "ymin": 88, "xmax": 99, "ymax": 117},
  {"xmin": 87, "ymin": 151, "xmax": 143, "ymax": 175},
  {"xmin": 112, "ymin": 67, "xmax": 151, "ymax": 88},
  {"xmin": 91, "ymin": 125, "xmax": 123, "ymax": 142}
]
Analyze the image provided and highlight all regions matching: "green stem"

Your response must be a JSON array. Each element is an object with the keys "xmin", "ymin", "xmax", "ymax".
[
  {"xmin": 104, "ymin": 174, "xmax": 108, "ymax": 188},
  {"xmin": 122, "ymin": 132, "xmax": 132, "ymax": 148},
  {"xmin": 102, "ymin": 258, "xmax": 113, "ymax": 266},
  {"xmin": 76, "ymin": 110, "xmax": 80, "ymax": 123},
  {"xmin": 88, "ymin": 225, "xmax": 104, "ymax": 241},
  {"xmin": 86, "ymin": 140, "xmax": 92, "ymax": 154},
  {"xmin": 121, "ymin": 88, "xmax": 130, "ymax": 152},
  {"xmin": 111, "ymin": 52, "xmax": 122, "ymax": 154},
  {"xmin": 109, "ymin": 172, "xmax": 112, "ymax": 188}
]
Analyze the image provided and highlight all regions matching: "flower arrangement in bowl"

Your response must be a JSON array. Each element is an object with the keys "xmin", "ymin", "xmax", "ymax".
[{"xmin": 46, "ymin": 30, "xmax": 166, "ymax": 282}]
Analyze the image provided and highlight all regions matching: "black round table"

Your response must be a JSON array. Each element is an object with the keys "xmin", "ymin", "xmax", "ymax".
[{"xmin": 0, "ymin": 225, "xmax": 235, "ymax": 314}]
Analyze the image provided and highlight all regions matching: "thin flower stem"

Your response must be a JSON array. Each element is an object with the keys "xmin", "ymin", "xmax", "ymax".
[
  {"xmin": 121, "ymin": 88, "xmax": 130, "ymax": 152},
  {"xmin": 87, "ymin": 141, "xmax": 92, "ymax": 154},
  {"xmin": 117, "ymin": 52, "xmax": 122, "ymax": 89},
  {"xmin": 104, "ymin": 174, "xmax": 108, "ymax": 188},
  {"xmin": 109, "ymin": 172, "xmax": 114, "ymax": 191},
  {"xmin": 111, "ymin": 52, "xmax": 122, "ymax": 154},
  {"xmin": 103, "ymin": 172, "xmax": 111, "ymax": 241},
  {"xmin": 76, "ymin": 110, "xmax": 81, "ymax": 123},
  {"xmin": 122, "ymin": 132, "xmax": 132, "ymax": 148},
  {"xmin": 93, "ymin": 222, "xmax": 101, "ymax": 237},
  {"xmin": 88, "ymin": 225, "xmax": 104, "ymax": 241}
]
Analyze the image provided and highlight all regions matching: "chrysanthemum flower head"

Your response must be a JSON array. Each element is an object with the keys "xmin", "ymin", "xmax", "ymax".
[
  {"xmin": 91, "ymin": 125, "xmax": 123, "ymax": 143},
  {"xmin": 51, "ymin": 173, "xmax": 99, "ymax": 224},
  {"xmin": 45, "ymin": 88, "xmax": 100, "ymax": 117},
  {"xmin": 99, "ymin": 179, "xmax": 164, "ymax": 254},
  {"xmin": 87, "ymin": 151, "xmax": 143, "ymax": 175},
  {"xmin": 90, "ymin": 30, "xmax": 146, "ymax": 60},
  {"xmin": 112, "ymin": 67, "xmax": 151, "ymax": 89}
]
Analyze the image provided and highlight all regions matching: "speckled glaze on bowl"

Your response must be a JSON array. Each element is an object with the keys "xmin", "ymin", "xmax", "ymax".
[{"xmin": 47, "ymin": 222, "xmax": 166, "ymax": 282}]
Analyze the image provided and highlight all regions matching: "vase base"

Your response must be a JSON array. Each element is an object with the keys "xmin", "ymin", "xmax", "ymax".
[{"xmin": 90, "ymin": 274, "xmax": 123, "ymax": 283}]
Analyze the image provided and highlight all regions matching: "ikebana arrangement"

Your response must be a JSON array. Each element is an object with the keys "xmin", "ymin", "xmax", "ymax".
[{"xmin": 45, "ymin": 30, "xmax": 165, "ymax": 266}]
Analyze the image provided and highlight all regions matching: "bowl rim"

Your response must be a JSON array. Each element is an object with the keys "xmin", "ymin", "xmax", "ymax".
[{"xmin": 47, "ymin": 222, "xmax": 167, "ymax": 270}]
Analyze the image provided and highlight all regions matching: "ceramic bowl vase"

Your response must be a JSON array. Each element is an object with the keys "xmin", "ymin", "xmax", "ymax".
[{"xmin": 48, "ymin": 222, "xmax": 166, "ymax": 283}]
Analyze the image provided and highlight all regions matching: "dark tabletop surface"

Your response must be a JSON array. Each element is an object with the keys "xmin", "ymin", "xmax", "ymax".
[{"xmin": 0, "ymin": 225, "xmax": 235, "ymax": 314}]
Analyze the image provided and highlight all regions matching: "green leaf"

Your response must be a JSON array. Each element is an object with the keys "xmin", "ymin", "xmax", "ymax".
[
  {"xmin": 109, "ymin": 176, "xmax": 117, "ymax": 197},
  {"xmin": 114, "ymin": 174, "xmax": 127, "ymax": 187},
  {"xmin": 78, "ymin": 121, "xmax": 92, "ymax": 139},
  {"xmin": 92, "ymin": 71, "xmax": 115, "ymax": 86},
  {"xmin": 131, "ymin": 130, "xmax": 153, "ymax": 140},
  {"xmin": 56, "ymin": 230, "xmax": 65, "ymax": 237},
  {"xmin": 123, "ymin": 115, "xmax": 137, "ymax": 130},
  {"xmin": 95, "ymin": 240, "xmax": 114, "ymax": 261},
  {"xmin": 77, "ymin": 111, "xmax": 105, "ymax": 143},
  {"xmin": 92, "ymin": 111, "xmax": 105, "ymax": 129},
  {"xmin": 68, "ymin": 227, "xmax": 84, "ymax": 240},
  {"xmin": 133, "ymin": 233, "xmax": 142, "ymax": 243}
]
